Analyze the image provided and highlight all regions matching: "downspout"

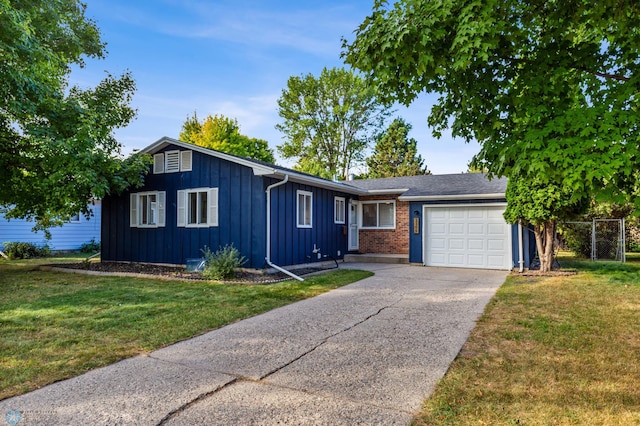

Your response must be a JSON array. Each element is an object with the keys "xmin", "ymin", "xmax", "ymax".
[
  {"xmin": 265, "ymin": 175, "xmax": 304, "ymax": 281},
  {"xmin": 518, "ymin": 222, "xmax": 524, "ymax": 273}
]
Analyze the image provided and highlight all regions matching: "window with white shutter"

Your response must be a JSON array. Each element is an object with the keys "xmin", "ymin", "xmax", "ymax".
[
  {"xmin": 153, "ymin": 153, "xmax": 164, "ymax": 174},
  {"xmin": 130, "ymin": 191, "xmax": 166, "ymax": 228},
  {"xmin": 177, "ymin": 188, "xmax": 218, "ymax": 228},
  {"xmin": 180, "ymin": 150, "xmax": 192, "ymax": 171}
]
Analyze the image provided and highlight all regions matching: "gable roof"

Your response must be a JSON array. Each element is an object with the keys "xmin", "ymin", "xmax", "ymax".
[
  {"xmin": 142, "ymin": 137, "xmax": 366, "ymax": 195},
  {"xmin": 347, "ymin": 173, "xmax": 507, "ymax": 201}
]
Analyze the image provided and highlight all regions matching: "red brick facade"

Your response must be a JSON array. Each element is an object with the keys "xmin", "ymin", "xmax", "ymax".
[{"xmin": 357, "ymin": 195, "xmax": 409, "ymax": 254}]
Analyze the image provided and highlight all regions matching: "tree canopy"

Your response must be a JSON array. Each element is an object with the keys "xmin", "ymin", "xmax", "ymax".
[
  {"xmin": 344, "ymin": 0, "xmax": 640, "ymax": 197},
  {"xmin": 0, "ymin": 0, "xmax": 149, "ymax": 230},
  {"xmin": 180, "ymin": 113, "xmax": 275, "ymax": 164},
  {"xmin": 344, "ymin": 0, "xmax": 640, "ymax": 270},
  {"xmin": 276, "ymin": 67, "xmax": 391, "ymax": 179},
  {"xmin": 366, "ymin": 118, "xmax": 430, "ymax": 178}
]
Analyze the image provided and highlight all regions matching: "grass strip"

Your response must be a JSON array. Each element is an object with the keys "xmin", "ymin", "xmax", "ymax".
[
  {"xmin": 0, "ymin": 257, "xmax": 372, "ymax": 400},
  {"xmin": 414, "ymin": 256, "xmax": 640, "ymax": 425}
]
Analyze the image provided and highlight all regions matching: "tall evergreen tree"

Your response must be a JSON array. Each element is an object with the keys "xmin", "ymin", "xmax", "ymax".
[{"xmin": 366, "ymin": 118, "xmax": 430, "ymax": 178}]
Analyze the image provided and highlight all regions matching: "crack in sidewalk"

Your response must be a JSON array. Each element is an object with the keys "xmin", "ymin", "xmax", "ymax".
[
  {"xmin": 260, "ymin": 296, "xmax": 404, "ymax": 381},
  {"xmin": 155, "ymin": 297, "xmax": 404, "ymax": 424}
]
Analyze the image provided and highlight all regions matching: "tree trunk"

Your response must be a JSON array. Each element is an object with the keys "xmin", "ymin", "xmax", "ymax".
[{"xmin": 533, "ymin": 220, "xmax": 557, "ymax": 272}]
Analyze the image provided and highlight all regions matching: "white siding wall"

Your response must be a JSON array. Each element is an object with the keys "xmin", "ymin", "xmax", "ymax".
[{"xmin": 0, "ymin": 202, "xmax": 101, "ymax": 251}]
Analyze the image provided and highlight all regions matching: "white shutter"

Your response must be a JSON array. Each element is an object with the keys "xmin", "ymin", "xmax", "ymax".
[
  {"xmin": 209, "ymin": 188, "xmax": 218, "ymax": 227},
  {"xmin": 180, "ymin": 150, "xmax": 192, "ymax": 171},
  {"xmin": 177, "ymin": 190, "xmax": 186, "ymax": 227},
  {"xmin": 157, "ymin": 191, "xmax": 166, "ymax": 227},
  {"xmin": 153, "ymin": 153, "xmax": 164, "ymax": 174},
  {"xmin": 165, "ymin": 150, "xmax": 180, "ymax": 172},
  {"xmin": 130, "ymin": 193, "xmax": 138, "ymax": 227}
]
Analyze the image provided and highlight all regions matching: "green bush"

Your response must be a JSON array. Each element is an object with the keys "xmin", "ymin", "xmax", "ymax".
[
  {"xmin": 201, "ymin": 244, "xmax": 247, "ymax": 280},
  {"xmin": 628, "ymin": 241, "xmax": 640, "ymax": 253},
  {"xmin": 79, "ymin": 238, "xmax": 100, "ymax": 253},
  {"xmin": 2, "ymin": 242, "xmax": 50, "ymax": 259}
]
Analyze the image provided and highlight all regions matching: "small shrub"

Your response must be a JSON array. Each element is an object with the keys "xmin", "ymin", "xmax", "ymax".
[
  {"xmin": 2, "ymin": 242, "xmax": 50, "ymax": 259},
  {"xmin": 201, "ymin": 244, "xmax": 247, "ymax": 280},
  {"xmin": 79, "ymin": 238, "xmax": 100, "ymax": 253},
  {"xmin": 628, "ymin": 241, "xmax": 640, "ymax": 253}
]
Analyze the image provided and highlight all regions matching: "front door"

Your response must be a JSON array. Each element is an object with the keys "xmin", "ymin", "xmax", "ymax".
[{"xmin": 348, "ymin": 200, "xmax": 359, "ymax": 251}]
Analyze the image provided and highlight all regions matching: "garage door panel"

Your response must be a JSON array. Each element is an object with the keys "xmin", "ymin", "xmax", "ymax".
[
  {"xmin": 431, "ymin": 238, "xmax": 446, "ymax": 249},
  {"xmin": 468, "ymin": 239, "xmax": 485, "ymax": 250},
  {"xmin": 449, "ymin": 223, "xmax": 465, "ymax": 234},
  {"xmin": 487, "ymin": 239, "xmax": 505, "ymax": 250},
  {"xmin": 425, "ymin": 206, "xmax": 511, "ymax": 270},
  {"xmin": 468, "ymin": 209, "xmax": 484, "ymax": 219},
  {"xmin": 449, "ymin": 238, "xmax": 465, "ymax": 249},
  {"xmin": 468, "ymin": 223, "xmax": 484, "ymax": 234},
  {"xmin": 488, "ymin": 255, "xmax": 508, "ymax": 267},
  {"xmin": 488, "ymin": 223, "xmax": 506, "ymax": 235}
]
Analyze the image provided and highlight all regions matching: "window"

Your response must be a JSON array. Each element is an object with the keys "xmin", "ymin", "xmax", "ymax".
[
  {"xmin": 130, "ymin": 191, "xmax": 166, "ymax": 228},
  {"xmin": 297, "ymin": 190, "xmax": 313, "ymax": 228},
  {"xmin": 361, "ymin": 200, "xmax": 395, "ymax": 229},
  {"xmin": 177, "ymin": 188, "xmax": 218, "ymax": 227},
  {"xmin": 334, "ymin": 197, "xmax": 345, "ymax": 224}
]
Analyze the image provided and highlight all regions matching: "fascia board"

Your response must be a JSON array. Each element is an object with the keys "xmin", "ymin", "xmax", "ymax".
[
  {"xmin": 362, "ymin": 188, "xmax": 409, "ymax": 195},
  {"xmin": 420, "ymin": 202, "xmax": 508, "ymax": 208},
  {"xmin": 398, "ymin": 193, "xmax": 506, "ymax": 201}
]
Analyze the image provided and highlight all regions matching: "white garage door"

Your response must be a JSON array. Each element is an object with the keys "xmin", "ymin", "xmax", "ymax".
[{"xmin": 424, "ymin": 205, "xmax": 512, "ymax": 270}]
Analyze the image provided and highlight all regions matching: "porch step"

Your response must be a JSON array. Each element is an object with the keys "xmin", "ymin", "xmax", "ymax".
[{"xmin": 343, "ymin": 253, "xmax": 409, "ymax": 264}]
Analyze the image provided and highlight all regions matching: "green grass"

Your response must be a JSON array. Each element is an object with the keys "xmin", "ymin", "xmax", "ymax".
[
  {"xmin": 414, "ymin": 254, "xmax": 640, "ymax": 425},
  {"xmin": 0, "ymin": 256, "xmax": 372, "ymax": 400}
]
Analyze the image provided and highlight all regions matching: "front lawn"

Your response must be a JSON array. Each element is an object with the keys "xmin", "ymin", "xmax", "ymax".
[
  {"xmin": 414, "ymin": 255, "xmax": 640, "ymax": 425},
  {"xmin": 0, "ymin": 256, "xmax": 372, "ymax": 400}
]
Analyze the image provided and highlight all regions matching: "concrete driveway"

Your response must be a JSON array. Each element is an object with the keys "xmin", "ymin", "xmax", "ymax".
[{"xmin": 0, "ymin": 263, "xmax": 507, "ymax": 425}]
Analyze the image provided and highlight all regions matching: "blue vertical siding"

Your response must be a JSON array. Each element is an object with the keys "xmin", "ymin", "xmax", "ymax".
[
  {"xmin": 0, "ymin": 202, "xmax": 101, "ymax": 251},
  {"xmin": 267, "ymin": 178, "xmax": 349, "ymax": 267},
  {"xmin": 102, "ymin": 148, "xmax": 266, "ymax": 267}
]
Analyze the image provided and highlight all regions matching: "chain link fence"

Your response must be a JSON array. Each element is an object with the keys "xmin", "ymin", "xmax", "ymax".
[{"xmin": 560, "ymin": 219, "xmax": 625, "ymax": 262}]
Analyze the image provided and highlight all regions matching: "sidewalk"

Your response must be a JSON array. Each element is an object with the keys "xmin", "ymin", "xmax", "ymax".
[{"xmin": 0, "ymin": 263, "xmax": 507, "ymax": 425}]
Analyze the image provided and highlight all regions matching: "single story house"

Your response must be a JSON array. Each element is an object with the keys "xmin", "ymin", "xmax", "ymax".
[
  {"xmin": 0, "ymin": 202, "xmax": 101, "ymax": 252},
  {"xmin": 101, "ymin": 137, "xmax": 534, "ymax": 276}
]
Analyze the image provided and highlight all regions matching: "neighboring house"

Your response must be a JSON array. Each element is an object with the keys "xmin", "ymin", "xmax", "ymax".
[
  {"xmin": 101, "ymin": 137, "xmax": 534, "ymax": 273},
  {"xmin": 0, "ymin": 201, "xmax": 101, "ymax": 252}
]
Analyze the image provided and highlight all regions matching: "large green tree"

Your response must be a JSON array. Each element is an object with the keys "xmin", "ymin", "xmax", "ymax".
[
  {"xmin": 0, "ymin": 0, "xmax": 149, "ymax": 231},
  {"xmin": 366, "ymin": 118, "xmax": 430, "ymax": 178},
  {"xmin": 180, "ymin": 113, "xmax": 275, "ymax": 163},
  {"xmin": 344, "ymin": 0, "xmax": 640, "ymax": 270},
  {"xmin": 276, "ymin": 67, "xmax": 391, "ymax": 179}
]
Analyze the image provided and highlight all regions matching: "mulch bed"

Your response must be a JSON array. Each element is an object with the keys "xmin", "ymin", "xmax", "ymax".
[
  {"xmin": 512, "ymin": 269, "xmax": 579, "ymax": 277},
  {"xmin": 48, "ymin": 261, "xmax": 338, "ymax": 284}
]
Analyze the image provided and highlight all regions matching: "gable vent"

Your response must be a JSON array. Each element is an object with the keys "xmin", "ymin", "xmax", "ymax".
[{"xmin": 165, "ymin": 150, "xmax": 180, "ymax": 173}]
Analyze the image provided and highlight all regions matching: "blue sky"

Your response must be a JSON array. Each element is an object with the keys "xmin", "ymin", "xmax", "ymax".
[{"xmin": 72, "ymin": 0, "xmax": 481, "ymax": 174}]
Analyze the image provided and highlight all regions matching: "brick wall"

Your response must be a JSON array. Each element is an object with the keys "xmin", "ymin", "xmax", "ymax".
[{"xmin": 358, "ymin": 195, "xmax": 409, "ymax": 254}]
